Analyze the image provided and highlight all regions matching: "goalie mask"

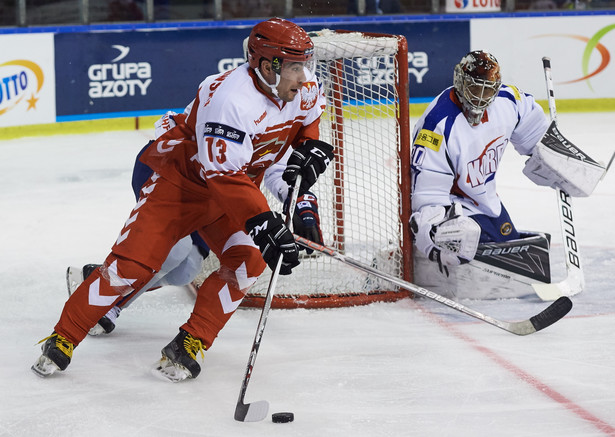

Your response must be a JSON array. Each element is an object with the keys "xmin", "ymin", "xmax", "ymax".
[
  {"xmin": 453, "ymin": 51, "xmax": 502, "ymax": 126},
  {"xmin": 247, "ymin": 18, "xmax": 315, "ymax": 97}
]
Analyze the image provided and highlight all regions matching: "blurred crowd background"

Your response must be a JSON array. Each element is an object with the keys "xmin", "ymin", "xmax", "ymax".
[{"xmin": 1, "ymin": 0, "xmax": 614, "ymax": 28}]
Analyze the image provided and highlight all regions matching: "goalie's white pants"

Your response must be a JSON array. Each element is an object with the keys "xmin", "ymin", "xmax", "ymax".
[
  {"xmin": 413, "ymin": 246, "xmax": 538, "ymax": 300},
  {"xmin": 155, "ymin": 238, "xmax": 204, "ymax": 288},
  {"xmin": 122, "ymin": 236, "xmax": 204, "ymax": 309}
]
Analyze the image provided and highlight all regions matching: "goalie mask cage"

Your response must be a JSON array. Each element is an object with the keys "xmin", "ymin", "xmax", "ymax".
[{"xmin": 201, "ymin": 29, "xmax": 412, "ymax": 309}]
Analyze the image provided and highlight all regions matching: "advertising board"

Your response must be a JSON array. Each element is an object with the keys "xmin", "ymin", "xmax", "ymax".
[
  {"xmin": 54, "ymin": 28, "xmax": 251, "ymax": 120},
  {"xmin": 446, "ymin": 0, "xmax": 501, "ymax": 13},
  {"xmin": 471, "ymin": 16, "xmax": 615, "ymax": 99},
  {"xmin": 53, "ymin": 21, "xmax": 469, "ymax": 120},
  {"xmin": 0, "ymin": 33, "xmax": 55, "ymax": 127}
]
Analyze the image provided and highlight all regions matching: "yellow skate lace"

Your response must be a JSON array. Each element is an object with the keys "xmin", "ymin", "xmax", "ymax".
[
  {"xmin": 37, "ymin": 333, "xmax": 74, "ymax": 358},
  {"xmin": 184, "ymin": 335, "xmax": 206, "ymax": 361}
]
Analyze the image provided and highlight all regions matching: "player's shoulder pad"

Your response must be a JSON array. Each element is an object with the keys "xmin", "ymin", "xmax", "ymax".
[
  {"xmin": 414, "ymin": 89, "xmax": 458, "ymax": 152},
  {"xmin": 499, "ymin": 84, "xmax": 524, "ymax": 103}
]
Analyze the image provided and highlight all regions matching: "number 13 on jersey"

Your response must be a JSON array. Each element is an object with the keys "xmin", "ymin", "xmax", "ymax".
[{"xmin": 205, "ymin": 137, "xmax": 227, "ymax": 164}]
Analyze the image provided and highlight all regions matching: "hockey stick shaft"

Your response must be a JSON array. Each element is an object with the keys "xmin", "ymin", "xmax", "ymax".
[
  {"xmin": 234, "ymin": 175, "xmax": 302, "ymax": 422},
  {"xmin": 294, "ymin": 235, "xmax": 572, "ymax": 336},
  {"xmin": 533, "ymin": 58, "xmax": 584, "ymax": 300},
  {"xmin": 542, "ymin": 57, "xmax": 558, "ymax": 122}
]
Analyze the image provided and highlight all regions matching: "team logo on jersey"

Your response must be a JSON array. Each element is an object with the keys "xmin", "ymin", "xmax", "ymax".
[
  {"xmin": 500, "ymin": 222, "xmax": 513, "ymax": 236},
  {"xmin": 300, "ymin": 82, "xmax": 318, "ymax": 111},
  {"xmin": 254, "ymin": 111, "xmax": 267, "ymax": 125},
  {"xmin": 466, "ymin": 136, "xmax": 506, "ymax": 187},
  {"xmin": 414, "ymin": 129, "xmax": 443, "ymax": 152}
]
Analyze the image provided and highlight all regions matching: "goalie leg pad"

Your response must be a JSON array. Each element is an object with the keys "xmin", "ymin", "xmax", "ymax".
[{"xmin": 414, "ymin": 231, "xmax": 552, "ymax": 299}]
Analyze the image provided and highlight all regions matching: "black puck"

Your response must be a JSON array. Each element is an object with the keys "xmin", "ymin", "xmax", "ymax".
[{"xmin": 272, "ymin": 412, "xmax": 294, "ymax": 423}]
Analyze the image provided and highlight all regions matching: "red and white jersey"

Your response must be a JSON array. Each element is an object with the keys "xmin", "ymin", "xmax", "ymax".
[
  {"xmin": 190, "ymin": 63, "xmax": 325, "ymax": 181},
  {"xmin": 143, "ymin": 63, "xmax": 326, "ymax": 228},
  {"xmin": 411, "ymin": 85, "xmax": 549, "ymax": 217}
]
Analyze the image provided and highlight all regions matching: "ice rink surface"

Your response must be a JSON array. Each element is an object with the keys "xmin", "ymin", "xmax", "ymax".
[{"xmin": 1, "ymin": 112, "xmax": 614, "ymax": 437}]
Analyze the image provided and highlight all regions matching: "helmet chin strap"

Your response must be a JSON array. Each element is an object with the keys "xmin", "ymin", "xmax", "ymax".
[{"xmin": 255, "ymin": 67, "xmax": 281, "ymax": 98}]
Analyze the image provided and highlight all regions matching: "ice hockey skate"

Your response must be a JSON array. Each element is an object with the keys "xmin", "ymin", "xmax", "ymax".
[
  {"xmin": 152, "ymin": 329, "xmax": 206, "ymax": 383},
  {"xmin": 88, "ymin": 306, "xmax": 121, "ymax": 335},
  {"xmin": 31, "ymin": 333, "xmax": 74, "ymax": 378},
  {"xmin": 66, "ymin": 264, "xmax": 100, "ymax": 296}
]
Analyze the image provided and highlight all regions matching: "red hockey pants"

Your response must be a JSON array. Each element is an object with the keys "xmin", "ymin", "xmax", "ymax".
[{"xmin": 55, "ymin": 173, "xmax": 266, "ymax": 348}]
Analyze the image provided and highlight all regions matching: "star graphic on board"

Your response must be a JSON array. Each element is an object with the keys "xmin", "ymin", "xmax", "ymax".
[{"xmin": 26, "ymin": 94, "xmax": 39, "ymax": 110}]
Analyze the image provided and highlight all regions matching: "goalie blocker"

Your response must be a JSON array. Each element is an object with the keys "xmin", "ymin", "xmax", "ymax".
[
  {"xmin": 523, "ymin": 120, "xmax": 605, "ymax": 197},
  {"xmin": 414, "ymin": 232, "xmax": 552, "ymax": 300}
]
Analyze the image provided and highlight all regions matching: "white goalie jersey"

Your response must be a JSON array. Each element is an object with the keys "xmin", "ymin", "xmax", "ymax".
[{"xmin": 411, "ymin": 84, "xmax": 549, "ymax": 217}]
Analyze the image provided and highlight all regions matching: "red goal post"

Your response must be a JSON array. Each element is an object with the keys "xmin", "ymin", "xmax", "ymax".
[{"xmin": 200, "ymin": 29, "xmax": 413, "ymax": 309}]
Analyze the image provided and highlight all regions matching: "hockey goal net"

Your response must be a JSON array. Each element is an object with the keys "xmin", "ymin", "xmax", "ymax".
[{"xmin": 199, "ymin": 29, "xmax": 412, "ymax": 309}]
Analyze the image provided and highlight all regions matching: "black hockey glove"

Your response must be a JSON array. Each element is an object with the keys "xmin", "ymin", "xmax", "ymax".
[
  {"xmin": 282, "ymin": 140, "xmax": 334, "ymax": 192},
  {"xmin": 246, "ymin": 211, "xmax": 300, "ymax": 275},
  {"xmin": 288, "ymin": 191, "xmax": 323, "ymax": 255}
]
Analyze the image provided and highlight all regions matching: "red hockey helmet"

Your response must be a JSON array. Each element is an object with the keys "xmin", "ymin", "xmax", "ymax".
[
  {"xmin": 453, "ymin": 50, "xmax": 502, "ymax": 125},
  {"xmin": 247, "ymin": 18, "xmax": 315, "ymax": 76}
]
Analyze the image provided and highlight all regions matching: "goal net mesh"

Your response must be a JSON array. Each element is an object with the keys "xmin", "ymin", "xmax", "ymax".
[{"xmin": 197, "ymin": 30, "xmax": 412, "ymax": 308}]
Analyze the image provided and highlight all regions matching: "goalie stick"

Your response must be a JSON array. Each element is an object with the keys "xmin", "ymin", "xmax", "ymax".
[
  {"xmin": 234, "ymin": 175, "xmax": 302, "ymax": 423},
  {"xmin": 294, "ymin": 235, "xmax": 573, "ymax": 336},
  {"xmin": 532, "ymin": 57, "xmax": 585, "ymax": 301}
]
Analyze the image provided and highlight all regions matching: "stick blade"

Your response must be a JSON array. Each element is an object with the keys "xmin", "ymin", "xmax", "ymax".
[
  {"xmin": 529, "ymin": 296, "xmax": 573, "ymax": 332},
  {"xmin": 234, "ymin": 400, "xmax": 269, "ymax": 422},
  {"xmin": 532, "ymin": 272, "xmax": 583, "ymax": 301}
]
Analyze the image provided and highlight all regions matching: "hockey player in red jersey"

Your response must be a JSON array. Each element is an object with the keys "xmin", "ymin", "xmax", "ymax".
[
  {"xmin": 32, "ymin": 17, "xmax": 333, "ymax": 382},
  {"xmin": 66, "ymin": 113, "xmax": 325, "ymax": 337}
]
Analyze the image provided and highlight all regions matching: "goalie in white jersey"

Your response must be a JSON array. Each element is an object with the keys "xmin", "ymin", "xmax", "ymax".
[{"xmin": 410, "ymin": 50, "xmax": 597, "ymax": 299}]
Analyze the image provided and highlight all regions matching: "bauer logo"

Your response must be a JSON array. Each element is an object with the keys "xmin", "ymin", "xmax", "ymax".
[
  {"xmin": 0, "ymin": 60, "xmax": 44, "ymax": 116},
  {"xmin": 88, "ymin": 45, "xmax": 152, "ymax": 99}
]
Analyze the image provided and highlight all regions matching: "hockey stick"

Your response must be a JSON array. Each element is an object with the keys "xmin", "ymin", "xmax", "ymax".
[
  {"xmin": 603, "ymin": 150, "xmax": 615, "ymax": 178},
  {"xmin": 532, "ymin": 57, "xmax": 584, "ymax": 301},
  {"xmin": 234, "ymin": 175, "xmax": 302, "ymax": 422},
  {"xmin": 294, "ymin": 235, "xmax": 573, "ymax": 335}
]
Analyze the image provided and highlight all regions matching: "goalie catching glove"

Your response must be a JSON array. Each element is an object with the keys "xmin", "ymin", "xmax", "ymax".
[
  {"xmin": 282, "ymin": 140, "xmax": 334, "ymax": 192},
  {"xmin": 246, "ymin": 211, "xmax": 300, "ymax": 275},
  {"xmin": 410, "ymin": 203, "xmax": 481, "ymax": 276}
]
